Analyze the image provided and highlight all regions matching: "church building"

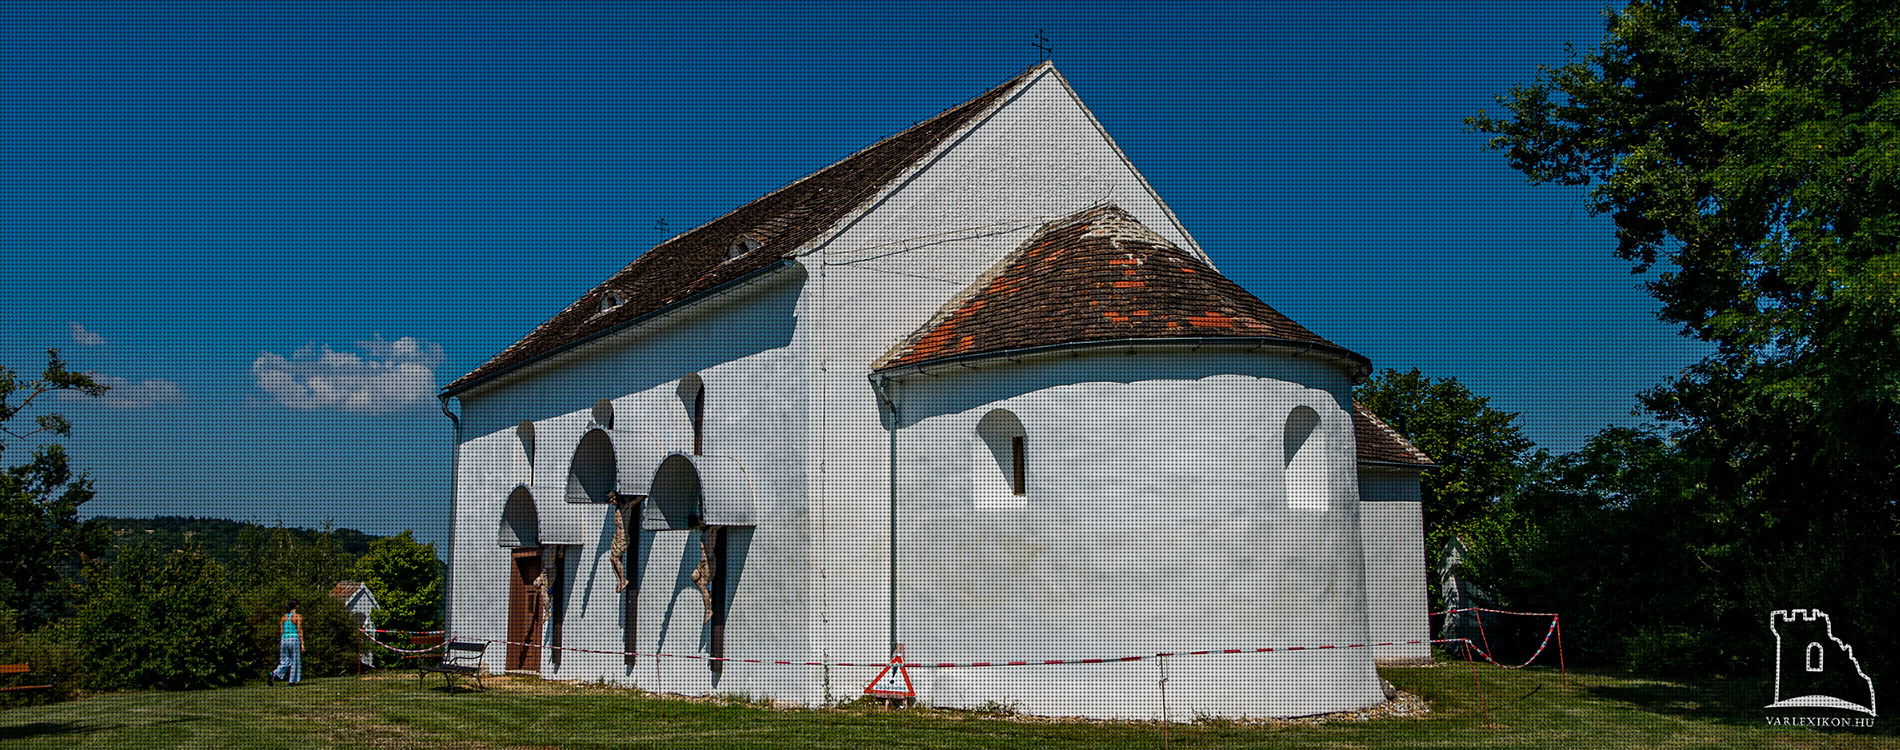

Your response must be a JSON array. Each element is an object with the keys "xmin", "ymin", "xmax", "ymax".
[{"xmin": 439, "ymin": 62, "xmax": 1433, "ymax": 719}]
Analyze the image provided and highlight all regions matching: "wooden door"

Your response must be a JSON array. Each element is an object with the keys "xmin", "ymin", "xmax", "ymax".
[{"xmin": 507, "ymin": 547, "xmax": 543, "ymax": 671}]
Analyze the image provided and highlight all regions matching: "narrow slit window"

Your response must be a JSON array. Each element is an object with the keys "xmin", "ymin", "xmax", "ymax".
[
  {"xmin": 973, "ymin": 409, "xmax": 1027, "ymax": 508},
  {"xmin": 1011, "ymin": 436, "xmax": 1026, "ymax": 495},
  {"xmin": 693, "ymin": 385, "xmax": 706, "ymax": 456}
]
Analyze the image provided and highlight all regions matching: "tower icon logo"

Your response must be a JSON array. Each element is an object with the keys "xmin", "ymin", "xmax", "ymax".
[{"xmin": 1766, "ymin": 609, "xmax": 1877, "ymax": 716}]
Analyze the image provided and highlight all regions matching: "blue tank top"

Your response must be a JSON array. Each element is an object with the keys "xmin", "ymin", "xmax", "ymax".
[{"xmin": 282, "ymin": 615, "xmax": 300, "ymax": 640}]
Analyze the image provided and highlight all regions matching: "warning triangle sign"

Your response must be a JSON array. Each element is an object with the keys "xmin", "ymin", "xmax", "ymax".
[{"xmin": 863, "ymin": 653, "xmax": 916, "ymax": 698}]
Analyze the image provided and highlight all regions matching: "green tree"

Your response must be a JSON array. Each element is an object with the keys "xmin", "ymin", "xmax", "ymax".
[
  {"xmin": 0, "ymin": 350, "xmax": 110, "ymax": 628},
  {"xmin": 1355, "ymin": 368, "xmax": 1535, "ymax": 556},
  {"xmin": 1467, "ymin": 0, "xmax": 1900, "ymax": 516},
  {"xmin": 1463, "ymin": 428, "xmax": 1736, "ymax": 674},
  {"xmin": 72, "ymin": 542, "xmax": 253, "ymax": 691},
  {"xmin": 1470, "ymin": 0, "xmax": 1900, "ymax": 679},
  {"xmin": 348, "ymin": 531, "xmax": 443, "ymax": 632},
  {"xmin": 229, "ymin": 522, "xmax": 355, "ymax": 591}
]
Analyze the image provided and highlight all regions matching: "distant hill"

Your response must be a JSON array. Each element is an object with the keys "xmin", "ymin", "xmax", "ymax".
[{"xmin": 93, "ymin": 516, "xmax": 384, "ymax": 565}]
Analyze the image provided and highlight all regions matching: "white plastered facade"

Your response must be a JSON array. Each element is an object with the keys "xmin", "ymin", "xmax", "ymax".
[{"xmin": 442, "ymin": 64, "xmax": 1429, "ymax": 718}]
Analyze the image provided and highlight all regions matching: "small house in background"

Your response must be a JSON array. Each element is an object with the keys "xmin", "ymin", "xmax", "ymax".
[
  {"xmin": 329, "ymin": 581, "xmax": 380, "ymax": 667},
  {"xmin": 1435, "ymin": 537, "xmax": 1494, "ymax": 654}
]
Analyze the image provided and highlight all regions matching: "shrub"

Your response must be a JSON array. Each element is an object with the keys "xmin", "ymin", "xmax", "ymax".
[
  {"xmin": 0, "ymin": 607, "xmax": 82, "ymax": 705},
  {"xmin": 7, "ymin": 620, "xmax": 86, "ymax": 704},
  {"xmin": 72, "ymin": 542, "xmax": 252, "ymax": 691}
]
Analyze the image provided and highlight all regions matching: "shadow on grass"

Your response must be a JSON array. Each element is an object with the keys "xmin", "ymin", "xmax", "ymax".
[
  {"xmin": 0, "ymin": 715, "xmax": 202, "ymax": 740},
  {"xmin": 0, "ymin": 722, "xmax": 88, "ymax": 741},
  {"xmin": 1587, "ymin": 674, "xmax": 1895, "ymax": 736},
  {"xmin": 421, "ymin": 682, "xmax": 485, "ymax": 695}
]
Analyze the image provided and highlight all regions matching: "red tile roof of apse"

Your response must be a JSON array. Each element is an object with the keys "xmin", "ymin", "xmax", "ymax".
[
  {"xmin": 443, "ymin": 64, "xmax": 1046, "ymax": 395},
  {"xmin": 1352, "ymin": 402, "xmax": 1436, "ymax": 468},
  {"xmin": 873, "ymin": 203, "xmax": 1371, "ymax": 376}
]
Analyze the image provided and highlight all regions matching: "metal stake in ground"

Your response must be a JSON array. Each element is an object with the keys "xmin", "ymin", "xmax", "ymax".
[
  {"xmin": 1463, "ymin": 639, "xmax": 1491, "ymax": 727},
  {"xmin": 1556, "ymin": 616, "xmax": 1569, "ymax": 690},
  {"xmin": 1157, "ymin": 655, "xmax": 1170, "ymax": 750}
]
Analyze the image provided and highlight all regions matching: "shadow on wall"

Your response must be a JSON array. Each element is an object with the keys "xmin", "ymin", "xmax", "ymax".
[
  {"xmin": 632, "ymin": 525, "xmax": 753, "ymax": 680},
  {"xmin": 462, "ymin": 271, "xmax": 805, "ymax": 431},
  {"xmin": 893, "ymin": 348, "xmax": 1354, "ymax": 425}
]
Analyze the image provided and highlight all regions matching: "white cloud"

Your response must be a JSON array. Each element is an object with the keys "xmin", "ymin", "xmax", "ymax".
[
  {"xmin": 251, "ymin": 335, "xmax": 446, "ymax": 415},
  {"xmin": 68, "ymin": 322, "xmax": 106, "ymax": 346},
  {"xmin": 58, "ymin": 374, "xmax": 186, "ymax": 408}
]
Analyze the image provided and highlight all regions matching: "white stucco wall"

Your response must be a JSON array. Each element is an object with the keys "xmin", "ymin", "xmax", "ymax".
[
  {"xmin": 447, "ymin": 272, "xmax": 823, "ymax": 701},
  {"xmin": 1358, "ymin": 490, "xmax": 1430, "ymax": 662},
  {"xmin": 883, "ymin": 351, "xmax": 1382, "ymax": 719}
]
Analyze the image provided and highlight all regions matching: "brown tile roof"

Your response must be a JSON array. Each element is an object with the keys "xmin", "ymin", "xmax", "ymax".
[
  {"xmin": 1353, "ymin": 402, "xmax": 1435, "ymax": 468},
  {"xmin": 328, "ymin": 581, "xmax": 365, "ymax": 600},
  {"xmin": 874, "ymin": 203, "xmax": 1368, "ymax": 373},
  {"xmin": 444, "ymin": 65, "xmax": 1043, "ymax": 395}
]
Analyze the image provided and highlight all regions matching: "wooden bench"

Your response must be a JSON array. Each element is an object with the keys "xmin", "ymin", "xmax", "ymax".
[
  {"xmin": 0, "ymin": 663, "xmax": 51, "ymax": 693},
  {"xmin": 417, "ymin": 641, "xmax": 488, "ymax": 690}
]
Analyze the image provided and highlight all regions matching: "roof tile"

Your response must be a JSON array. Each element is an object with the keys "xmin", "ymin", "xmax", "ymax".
[
  {"xmin": 875, "ymin": 204, "xmax": 1350, "ymax": 371},
  {"xmin": 1352, "ymin": 402, "xmax": 1435, "ymax": 468}
]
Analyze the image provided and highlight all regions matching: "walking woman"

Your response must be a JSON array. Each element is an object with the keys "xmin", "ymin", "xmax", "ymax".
[{"xmin": 268, "ymin": 600, "xmax": 304, "ymax": 686}]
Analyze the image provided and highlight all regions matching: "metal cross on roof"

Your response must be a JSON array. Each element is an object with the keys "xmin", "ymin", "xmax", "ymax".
[{"xmin": 1033, "ymin": 30, "xmax": 1052, "ymax": 62}]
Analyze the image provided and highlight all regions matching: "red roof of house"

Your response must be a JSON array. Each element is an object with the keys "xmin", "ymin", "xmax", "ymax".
[
  {"xmin": 329, "ymin": 581, "xmax": 365, "ymax": 600},
  {"xmin": 1352, "ymin": 402, "xmax": 1435, "ymax": 468},
  {"xmin": 444, "ymin": 64, "xmax": 1043, "ymax": 394},
  {"xmin": 874, "ymin": 203, "xmax": 1367, "ymax": 373}
]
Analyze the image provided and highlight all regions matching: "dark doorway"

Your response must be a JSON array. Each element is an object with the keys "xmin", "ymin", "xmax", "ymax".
[{"xmin": 508, "ymin": 547, "xmax": 544, "ymax": 672}]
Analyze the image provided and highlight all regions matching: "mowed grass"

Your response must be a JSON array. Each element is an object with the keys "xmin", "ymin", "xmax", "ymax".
[{"xmin": 1, "ymin": 662, "xmax": 1894, "ymax": 749}]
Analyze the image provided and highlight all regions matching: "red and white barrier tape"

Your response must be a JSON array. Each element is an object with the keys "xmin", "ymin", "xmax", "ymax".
[
  {"xmin": 443, "ymin": 636, "xmax": 1436, "ymax": 669},
  {"xmin": 360, "ymin": 629, "xmax": 449, "ymax": 655},
  {"xmin": 361, "ymin": 628, "xmax": 446, "ymax": 636},
  {"xmin": 1430, "ymin": 606, "xmax": 1561, "ymax": 618},
  {"xmin": 1434, "ymin": 610, "xmax": 1562, "ymax": 669}
]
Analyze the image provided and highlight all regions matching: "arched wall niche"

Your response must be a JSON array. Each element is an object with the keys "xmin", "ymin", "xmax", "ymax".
[
  {"xmin": 972, "ymin": 408, "xmax": 1028, "ymax": 508},
  {"xmin": 566, "ymin": 429, "xmax": 618, "ymax": 503},
  {"xmin": 592, "ymin": 399, "xmax": 616, "ymax": 429},
  {"xmin": 498, "ymin": 485, "xmax": 540, "ymax": 547},
  {"xmin": 643, "ymin": 453, "xmax": 757, "ymax": 530},
  {"xmin": 1283, "ymin": 405, "xmax": 1328, "ymax": 511},
  {"xmin": 645, "ymin": 454, "xmax": 701, "ymax": 530}
]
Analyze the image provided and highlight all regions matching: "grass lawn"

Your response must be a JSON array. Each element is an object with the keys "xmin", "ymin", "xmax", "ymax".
[{"xmin": 1, "ymin": 662, "xmax": 1893, "ymax": 749}]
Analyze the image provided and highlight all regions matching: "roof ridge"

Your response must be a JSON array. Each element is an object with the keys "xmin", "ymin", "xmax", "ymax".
[{"xmin": 647, "ymin": 62, "xmax": 1051, "ymax": 261}]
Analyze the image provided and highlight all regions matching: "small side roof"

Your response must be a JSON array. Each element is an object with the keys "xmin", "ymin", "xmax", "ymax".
[
  {"xmin": 328, "ymin": 581, "xmax": 380, "ymax": 609},
  {"xmin": 874, "ymin": 203, "xmax": 1368, "ymax": 375},
  {"xmin": 1352, "ymin": 402, "xmax": 1436, "ymax": 469},
  {"xmin": 444, "ymin": 64, "xmax": 1045, "ymax": 395}
]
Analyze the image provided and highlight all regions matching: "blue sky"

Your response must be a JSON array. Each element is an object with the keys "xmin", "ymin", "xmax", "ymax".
[{"xmin": 1, "ymin": 0, "xmax": 1707, "ymax": 546}]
